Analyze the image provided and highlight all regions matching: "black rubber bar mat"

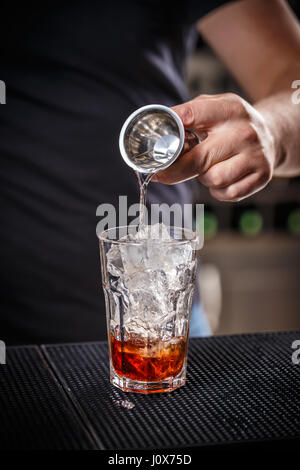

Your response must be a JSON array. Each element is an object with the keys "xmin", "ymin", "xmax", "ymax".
[
  {"xmin": 42, "ymin": 331, "xmax": 300, "ymax": 450},
  {"xmin": 0, "ymin": 346, "xmax": 96, "ymax": 450}
]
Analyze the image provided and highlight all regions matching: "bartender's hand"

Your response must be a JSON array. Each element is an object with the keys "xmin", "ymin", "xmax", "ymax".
[
  {"xmin": 153, "ymin": 0, "xmax": 300, "ymax": 200},
  {"xmin": 152, "ymin": 93, "xmax": 276, "ymax": 202}
]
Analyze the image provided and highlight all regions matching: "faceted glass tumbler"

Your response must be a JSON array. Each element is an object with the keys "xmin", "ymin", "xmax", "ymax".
[{"xmin": 98, "ymin": 225, "xmax": 199, "ymax": 393}]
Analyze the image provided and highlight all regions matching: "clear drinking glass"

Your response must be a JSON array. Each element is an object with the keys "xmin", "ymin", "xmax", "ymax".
[{"xmin": 98, "ymin": 225, "xmax": 199, "ymax": 393}]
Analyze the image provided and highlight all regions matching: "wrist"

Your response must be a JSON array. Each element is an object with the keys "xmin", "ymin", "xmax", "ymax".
[
  {"xmin": 254, "ymin": 90, "xmax": 294, "ymax": 176},
  {"xmin": 254, "ymin": 105, "xmax": 284, "ymax": 174}
]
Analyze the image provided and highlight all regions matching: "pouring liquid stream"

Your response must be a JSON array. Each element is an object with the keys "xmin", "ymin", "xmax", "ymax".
[
  {"xmin": 136, "ymin": 171, "xmax": 155, "ymax": 229},
  {"xmin": 134, "ymin": 138, "xmax": 171, "ymax": 229}
]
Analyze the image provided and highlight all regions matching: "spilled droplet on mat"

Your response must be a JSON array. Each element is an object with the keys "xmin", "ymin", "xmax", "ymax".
[{"xmin": 113, "ymin": 399, "xmax": 135, "ymax": 410}]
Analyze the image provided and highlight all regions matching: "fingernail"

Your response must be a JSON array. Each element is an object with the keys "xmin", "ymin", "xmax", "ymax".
[{"xmin": 178, "ymin": 106, "xmax": 193, "ymax": 125}]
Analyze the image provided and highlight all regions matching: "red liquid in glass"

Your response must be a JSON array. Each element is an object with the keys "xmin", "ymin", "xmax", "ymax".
[{"xmin": 110, "ymin": 333, "xmax": 186, "ymax": 382}]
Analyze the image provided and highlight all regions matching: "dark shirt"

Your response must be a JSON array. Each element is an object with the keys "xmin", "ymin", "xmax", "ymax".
[{"xmin": 0, "ymin": 1, "xmax": 229, "ymax": 344}]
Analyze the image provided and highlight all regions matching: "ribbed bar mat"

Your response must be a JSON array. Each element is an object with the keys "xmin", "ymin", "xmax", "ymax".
[
  {"xmin": 0, "ymin": 346, "xmax": 96, "ymax": 450},
  {"xmin": 43, "ymin": 331, "xmax": 300, "ymax": 449}
]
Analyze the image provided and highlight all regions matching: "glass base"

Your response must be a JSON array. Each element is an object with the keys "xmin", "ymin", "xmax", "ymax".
[{"xmin": 110, "ymin": 369, "xmax": 186, "ymax": 394}]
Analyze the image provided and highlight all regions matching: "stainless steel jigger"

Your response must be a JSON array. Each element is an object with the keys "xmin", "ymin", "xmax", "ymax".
[{"xmin": 119, "ymin": 104, "xmax": 204, "ymax": 174}]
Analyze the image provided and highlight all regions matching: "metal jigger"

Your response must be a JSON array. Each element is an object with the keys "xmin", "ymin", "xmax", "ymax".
[{"xmin": 119, "ymin": 104, "xmax": 205, "ymax": 174}]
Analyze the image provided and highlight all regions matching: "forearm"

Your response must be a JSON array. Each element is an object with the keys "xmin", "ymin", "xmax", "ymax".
[{"xmin": 255, "ymin": 88, "xmax": 300, "ymax": 177}]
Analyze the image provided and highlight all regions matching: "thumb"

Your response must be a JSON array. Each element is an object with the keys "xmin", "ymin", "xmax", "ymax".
[{"xmin": 171, "ymin": 96, "xmax": 230, "ymax": 129}]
